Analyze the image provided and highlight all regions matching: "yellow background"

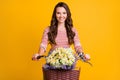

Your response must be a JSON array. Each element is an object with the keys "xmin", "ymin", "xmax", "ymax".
[{"xmin": 0, "ymin": 0, "xmax": 120, "ymax": 80}]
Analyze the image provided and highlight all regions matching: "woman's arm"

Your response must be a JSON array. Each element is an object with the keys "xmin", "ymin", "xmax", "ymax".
[
  {"xmin": 73, "ymin": 28, "xmax": 83, "ymax": 53},
  {"xmin": 73, "ymin": 28, "xmax": 91, "ymax": 61},
  {"xmin": 32, "ymin": 27, "xmax": 49, "ymax": 60},
  {"xmin": 38, "ymin": 47, "xmax": 45, "ymax": 55}
]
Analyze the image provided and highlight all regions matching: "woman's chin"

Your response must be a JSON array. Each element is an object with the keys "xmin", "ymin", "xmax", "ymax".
[{"xmin": 58, "ymin": 21, "xmax": 65, "ymax": 23}]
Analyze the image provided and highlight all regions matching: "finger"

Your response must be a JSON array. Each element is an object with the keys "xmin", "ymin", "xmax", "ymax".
[{"xmin": 32, "ymin": 57, "xmax": 37, "ymax": 61}]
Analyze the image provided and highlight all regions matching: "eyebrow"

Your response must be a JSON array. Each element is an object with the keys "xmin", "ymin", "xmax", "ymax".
[{"xmin": 56, "ymin": 11, "xmax": 67, "ymax": 13}]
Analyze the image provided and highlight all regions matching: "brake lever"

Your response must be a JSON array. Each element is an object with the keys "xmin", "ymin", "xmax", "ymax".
[{"xmin": 78, "ymin": 52, "xmax": 93, "ymax": 66}]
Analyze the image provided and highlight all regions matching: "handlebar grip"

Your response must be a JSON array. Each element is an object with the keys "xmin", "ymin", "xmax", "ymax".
[
  {"xmin": 36, "ymin": 55, "xmax": 46, "ymax": 59},
  {"xmin": 78, "ymin": 52, "xmax": 86, "ymax": 62},
  {"xmin": 78, "ymin": 52, "xmax": 93, "ymax": 66},
  {"xmin": 32, "ymin": 55, "xmax": 45, "ymax": 60}
]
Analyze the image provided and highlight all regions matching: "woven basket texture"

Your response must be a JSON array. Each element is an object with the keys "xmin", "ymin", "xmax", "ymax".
[{"xmin": 42, "ymin": 67, "xmax": 80, "ymax": 80}]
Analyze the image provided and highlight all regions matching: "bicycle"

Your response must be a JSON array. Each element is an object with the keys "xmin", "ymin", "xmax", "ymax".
[{"xmin": 32, "ymin": 52, "xmax": 92, "ymax": 80}]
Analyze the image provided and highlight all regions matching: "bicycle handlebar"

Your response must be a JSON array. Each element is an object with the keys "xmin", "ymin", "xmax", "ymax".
[{"xmin": 33, "ymin": 54, "xmax": 93, "ymax": 66}]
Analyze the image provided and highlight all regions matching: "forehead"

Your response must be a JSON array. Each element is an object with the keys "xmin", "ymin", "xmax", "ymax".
[{"xmin": 56, "ymin": 7, "xmax": 66, "ymax": 12}]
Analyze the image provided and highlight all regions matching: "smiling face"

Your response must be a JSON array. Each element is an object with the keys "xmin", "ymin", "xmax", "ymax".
[{"xmin": 56, "ymin": 7, "xmax": 67, "ymax": 24}]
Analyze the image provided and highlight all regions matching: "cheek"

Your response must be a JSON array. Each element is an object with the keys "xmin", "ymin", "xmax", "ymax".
[
  {"xmin": 64, "ymin": 14, "xmax": 67, "ymax": 18},
  {"xmin": 56, "ymin": 14, "xmax": 60, "ymax": 18}
]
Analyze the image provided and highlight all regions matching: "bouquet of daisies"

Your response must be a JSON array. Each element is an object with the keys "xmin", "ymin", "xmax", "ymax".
[{"xmin": 45, "ymin": 47, "xmax": 76, "ymax": 70}]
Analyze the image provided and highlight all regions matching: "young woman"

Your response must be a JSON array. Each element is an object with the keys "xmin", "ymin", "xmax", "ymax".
[{"xmin": 32, "ymin": 2, "xmax": 90, "ymax": 61}]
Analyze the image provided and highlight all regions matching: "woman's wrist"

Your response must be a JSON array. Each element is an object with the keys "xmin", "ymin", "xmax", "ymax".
[
  {"xmin": 77, "ymin": 51, "xmax": 84, "ymax": 55},
  {"xmin": 37, "ymin": 53, "xmax": 44, "ymax": 56}
]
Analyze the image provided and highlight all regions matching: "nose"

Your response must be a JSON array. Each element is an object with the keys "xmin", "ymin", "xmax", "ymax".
[{"xmin": 60, "ymin": 14, "xmax": 64, "ymax": 17}]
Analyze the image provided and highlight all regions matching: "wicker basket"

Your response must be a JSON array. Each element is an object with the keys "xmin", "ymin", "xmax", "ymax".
[{"xmin": 42, "ymin": 67, "xmax": 80, "ymax": 80}]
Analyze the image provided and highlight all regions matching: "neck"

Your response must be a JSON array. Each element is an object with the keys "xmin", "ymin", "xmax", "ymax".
[{"xmin": 58, "ymin": 22, "xmax": 65, "ymax": 28}]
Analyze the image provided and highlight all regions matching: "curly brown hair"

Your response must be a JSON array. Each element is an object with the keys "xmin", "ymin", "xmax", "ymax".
[{"xmin": 48, "ymin": 2, "xmax": 75, "ymax": 45}]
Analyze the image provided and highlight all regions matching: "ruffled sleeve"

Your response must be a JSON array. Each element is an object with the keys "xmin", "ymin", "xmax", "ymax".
[
  {"xmin": 40, "ymin": 27, "xmax": 49, "ymax": 52},
  {"xmin": 73, "ymin": 28, "xmax": 83, "ymax": 53}
]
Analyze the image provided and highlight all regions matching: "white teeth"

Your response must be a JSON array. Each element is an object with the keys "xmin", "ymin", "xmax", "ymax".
[{"xmin": 59, "ymin": 18, "xmax": 64, "ymax": 20}]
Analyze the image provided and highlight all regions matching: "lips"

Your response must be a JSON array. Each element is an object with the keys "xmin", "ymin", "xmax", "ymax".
[{"xmin": 59, "ymin": 18, "xmax": 65, "ymax": 21}]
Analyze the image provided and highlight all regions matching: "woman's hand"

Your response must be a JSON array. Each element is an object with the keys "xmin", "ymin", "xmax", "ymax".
[
  {"xmin": 84, "ymin": 54, "xmax": 91, "ymax": 61},
  {"xmin": 32, "ymin": 53, "xmax": 41, "ymax": 61},
  {"xmin": 78, "ymin": 52, "xmax": 90, "ymax": 62},
  {"xmin": 78, "ymin": 52, "xmax": 92, "ymax": 66}
]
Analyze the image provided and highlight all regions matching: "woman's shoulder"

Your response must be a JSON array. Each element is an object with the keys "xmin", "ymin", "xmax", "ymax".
[
  {"xmin": 44, "ymin": 26, "xmax": 50, "ymax": 32},
  {"xmin": 72, "ymin": 27, "xmax": 77, "ymax": 32}
]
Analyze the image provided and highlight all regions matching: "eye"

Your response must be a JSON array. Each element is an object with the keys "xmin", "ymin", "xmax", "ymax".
[
  {"xmin": 56, "ymin": 12, "xmax": 60, "ymax": 14},
  {"xmin": 63, "ymin": 12, "xmax": 67, "ymax": 14}
]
